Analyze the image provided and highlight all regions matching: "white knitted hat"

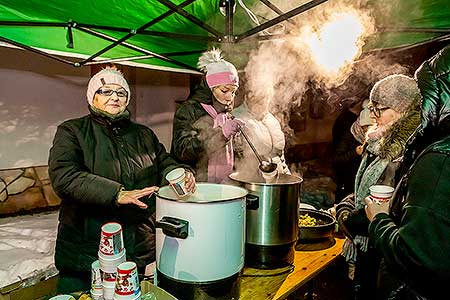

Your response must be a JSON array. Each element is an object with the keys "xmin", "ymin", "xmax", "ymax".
[
  {"xmin": 86, "ymin": 68, "xmax": 130, "ymax": 106},
  {"xmin": 197, "ymin": 48, "xmax": 239, "ymax": 88}
]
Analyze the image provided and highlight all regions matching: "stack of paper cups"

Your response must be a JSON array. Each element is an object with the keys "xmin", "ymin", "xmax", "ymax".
[
  {"xmin": 90, "ymin": 260, "xmax": 103, "ymax": 300},
  {"xmin": 113, "ymin": 261, "xmax": 141, "ymax": 300},
  {"xmin": 102, "ymin": 271, "xmax": 117, "ymax": 300},
  {"xmin": 98, "ymin": 222, "xmax": 126, "ymax": 272},
  {"xmin": 99, "ymin": 222, "xmax": 126, "ymax": 300}
]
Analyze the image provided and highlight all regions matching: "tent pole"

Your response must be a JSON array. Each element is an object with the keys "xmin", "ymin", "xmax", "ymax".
[
  {"xmin": 220, "ymin": 0, "xmax": 235, "ymax": 42},
  {"xmin": 259, "ymin": 0, "xmax": 297, "ymax": 26},
  {"xmin": 76, "ymin": 26, "xmax": 199, "ymax": 71},
  {"xmin": 235, "ymin": 0, "xmax": 328, "ymax": 42},
  {"xmin": 78, "ymin": 0, "xmax": 198, "ymax": 65},
  {"xmin": 156, "ymin": 0, "xmax": 222, "ymax": 38},
  {"xmin": 0, "ymin": 36, "xmax": 79, "ymax": 66}
]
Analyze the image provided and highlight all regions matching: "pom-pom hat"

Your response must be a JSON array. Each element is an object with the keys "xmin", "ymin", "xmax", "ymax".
[
  {"xmin": 86, "ymin": 68, "xmax": 131, "ymax": 106},
  {"xmin": 197, "ymin": 48, "xmax": 239, "ymax": 88}
]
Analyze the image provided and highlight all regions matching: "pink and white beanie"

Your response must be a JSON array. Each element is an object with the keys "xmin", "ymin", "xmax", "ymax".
[
  {"xmin": 197, "ymin": 48, "xmax": 239, "ymax": 88},
  {"xmin": 86, "ymin": 68, "xmax": 131, "ymax": 106}
]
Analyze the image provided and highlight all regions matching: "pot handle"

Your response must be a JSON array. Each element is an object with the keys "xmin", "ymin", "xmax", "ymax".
[
  {"xmin": 246, "ymin": 194, "xmax": 259, "ymax": 210},
  {"xmin": 156, "ymin": 216, "xmax": 189, "ymax": 239}
]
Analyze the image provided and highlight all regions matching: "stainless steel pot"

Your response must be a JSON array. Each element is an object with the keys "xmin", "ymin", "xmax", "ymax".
[{"xmin": 229, "ymin": 172, "xmax": 302, "ymax": 269}]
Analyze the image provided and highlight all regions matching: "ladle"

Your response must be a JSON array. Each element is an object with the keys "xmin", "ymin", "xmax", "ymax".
[{"xmin": 238, "ymin": 126, "xmax": 278, "ymax": 174}]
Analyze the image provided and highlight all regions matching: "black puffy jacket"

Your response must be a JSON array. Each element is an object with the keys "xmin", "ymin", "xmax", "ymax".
[
  {"xmin": 170, "ymin": 81, "xmax": 230, "ymax": 181},
  {"xmin": 368, "ymin": 45, "xmax": 450, "ymax": 300},
  {"xmin": 49, "ymin": 107, "xmax": 180, "ymax": 272}
]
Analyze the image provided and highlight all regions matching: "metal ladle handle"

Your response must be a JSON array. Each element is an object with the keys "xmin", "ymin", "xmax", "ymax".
[{"xmin": 238, "ymin": 126, "xmax": 264, "ymax": 164}]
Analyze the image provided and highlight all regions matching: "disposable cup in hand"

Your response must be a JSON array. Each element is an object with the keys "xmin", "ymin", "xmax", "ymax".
[
  {"xmin": 369, "ymin": 185, "xmax": 394, "ymax": 203},
  {"xmin": 166, "ymin": 168, "xmax": 189, "ymax": 198}
]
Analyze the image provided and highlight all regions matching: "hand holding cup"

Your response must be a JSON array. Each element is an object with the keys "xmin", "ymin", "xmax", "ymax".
[{"xmin": 364, "ymin": 196, "xmax": 389, "ymax": 221}]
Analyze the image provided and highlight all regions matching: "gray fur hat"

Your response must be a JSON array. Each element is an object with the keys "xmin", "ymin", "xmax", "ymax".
[{"xmin": 369, "ymin": 74, "xmax": 421, "ymax": 114}]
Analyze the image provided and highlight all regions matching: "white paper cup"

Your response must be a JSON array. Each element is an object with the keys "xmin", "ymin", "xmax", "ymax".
[
  {"xmin": 99, "ymin": 222, "xmax": 124, "ymax": 256},
  {"xmin": 91, "ymin": 260, "xmax": 103, "ymax": 290},
  {"xmin": 49, "ymin": 296, "xmax": 76, "ymax": 300},
  {"xmin": 103, "ymin": 278, "xmax": 116, "ymax": 300},
  {"xmin": 99, "ymin": 248, "xmax": 126, "ymax": 273},
  {"xmin": 102, "ymin": 270, "xmax": 118, "ymax": 283},
  {"xmin": 90, "ymin": 287, "xmax": 103, "ymax": 300},
  {"xmin": 165, "ymin": 168, "xmax": 189, "ymax": 198},
  {"xmin": 369, "ymin": 185, "xmax": 394, "ymax": 203},
  {"xmin": 114, "ymin": 261, "xmax": 141, "ymax": 299}
]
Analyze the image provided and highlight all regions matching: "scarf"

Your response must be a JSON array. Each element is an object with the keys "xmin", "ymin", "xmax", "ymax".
[{"xmin": 200, "ymin": 103, "xmax": 234, "ymax": 183}]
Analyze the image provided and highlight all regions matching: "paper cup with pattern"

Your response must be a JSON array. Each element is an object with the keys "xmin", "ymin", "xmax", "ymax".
[
  {"xmin": 91, "ymin": 260, "xmax": 103, "ymax": 291},
  {"xmin": 165, "ymin": 168, "xmax": 189, "ymax": 198},
  {"xmin": 369, "ymin": 185, "xmax": 394, "ymax": 203},
  {"xmin": 99, "ymin": 222, "xmax": 124, "ymax": 256},
  {"xmin": 113, "ymin": 261, "xmax": 141, "ymax": 299}
]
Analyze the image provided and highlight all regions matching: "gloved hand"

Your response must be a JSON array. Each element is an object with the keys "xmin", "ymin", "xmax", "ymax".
[{"xmin": 221, "ymin": 117, "xmax": 245, "ymax": 139}]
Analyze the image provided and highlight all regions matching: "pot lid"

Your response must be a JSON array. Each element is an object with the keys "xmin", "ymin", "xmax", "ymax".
[
  {"xmin": 229, "ymin": 172, "xmax": 302, "ymax": 185},
  {"xmin": 157, "ymin": 183, "xmax": 248, "ymax": 203}
]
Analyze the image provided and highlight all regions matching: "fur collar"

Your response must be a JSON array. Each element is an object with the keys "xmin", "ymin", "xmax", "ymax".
[{"xmin": 378, "ymin": 103, "xmax": 421, "ymax": 160}]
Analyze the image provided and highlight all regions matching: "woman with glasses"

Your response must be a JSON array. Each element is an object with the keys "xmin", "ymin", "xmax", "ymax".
[
  {"xmin": 171, "ymin": 48, "xmax": 244, "ymax": 183},
  {"xmin": 365, "ymin": 45, "xmax": 450, "ymax": 300},
  {"xmin": 48, "ymin": 67, "xmax": 196, "ymax": 293},
  {"xmin": 336, "ymin": 74, "xmax": 421, "ymax": 300}
]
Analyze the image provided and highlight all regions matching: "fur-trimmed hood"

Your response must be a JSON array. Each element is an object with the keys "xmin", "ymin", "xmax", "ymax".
[{"xmin": 375, "ymin": 103, "xmax": 421, "ymax": 161}]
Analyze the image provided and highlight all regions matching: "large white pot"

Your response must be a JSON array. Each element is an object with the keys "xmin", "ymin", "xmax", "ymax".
[{"xmin": 156, "ymin": 183, "xmax": 247, "ymax": 282}]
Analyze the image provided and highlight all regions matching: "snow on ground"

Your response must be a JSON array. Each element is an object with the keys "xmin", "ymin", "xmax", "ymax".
[{"xmin": 0, "ymin": 211, "xmax": 58, "ymax": 288}]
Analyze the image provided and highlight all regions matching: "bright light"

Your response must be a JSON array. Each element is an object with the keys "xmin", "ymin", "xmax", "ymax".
[{"xmin": 304, "ymin": 12, "xmax": 365, "ymax": 76}]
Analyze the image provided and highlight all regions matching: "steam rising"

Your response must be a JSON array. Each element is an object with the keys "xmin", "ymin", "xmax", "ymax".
[{"xmin": 230, "ymin": 1, "xmax": 411, "ymax": 134}]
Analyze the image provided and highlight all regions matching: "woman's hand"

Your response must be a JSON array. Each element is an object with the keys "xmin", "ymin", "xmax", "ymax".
[
  {"xmin": 184, "ymin": 171, "xmax": 196, "ymax": 193},
  {"xmin": 364, "ymin": 196, "xmax": 389, "ymax": 221},
  {"xmin": 117, "ymin": 186, "xmax": 159, "ymax": 209}
]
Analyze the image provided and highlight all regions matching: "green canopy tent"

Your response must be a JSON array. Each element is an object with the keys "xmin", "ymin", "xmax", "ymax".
[{"xmin": 0, "ymin": 0, "xmax": 449, "ymax": 73}]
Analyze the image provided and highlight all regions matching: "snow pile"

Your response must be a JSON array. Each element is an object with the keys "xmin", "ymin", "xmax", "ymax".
[{"xmin": 0, "ymin": 211, "xmax": 58, "ymax": 288}]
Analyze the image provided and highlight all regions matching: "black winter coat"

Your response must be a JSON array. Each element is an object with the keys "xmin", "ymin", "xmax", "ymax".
[
  {"xmin": 48, "ymin": 108, "xmax": 180, "ymax": 273},
  {"xmin": 171, "ymin": 81, "xmax": 229, "ymax": 181},
  {"xmin": 369, "ymin": 138, "xmax": 450, "ymax": 300},
  {"xmin": 368, "ymin": 45, "xmax": 450, "ymax": 300}
]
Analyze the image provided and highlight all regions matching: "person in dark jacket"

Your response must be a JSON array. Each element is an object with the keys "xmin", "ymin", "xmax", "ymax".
[
  {"xmin": 364, "ymin": 45, "xmax": 450, "ymax": 300},
  {"xmin": 171, "ymin": 48, "xmax": 243, "ymax": 183},
  {"xmin": 48, "ymin": 67, "xmax": 196, "ymax": 293},
  {"xmin": 337, "ymin": 74, "xmax": 421, "ymax": 300}
]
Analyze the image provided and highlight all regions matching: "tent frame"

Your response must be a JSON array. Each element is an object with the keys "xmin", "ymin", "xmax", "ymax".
[{"xmin": 0, "ymin": 0, "xmax": 329, "ymax": 71}]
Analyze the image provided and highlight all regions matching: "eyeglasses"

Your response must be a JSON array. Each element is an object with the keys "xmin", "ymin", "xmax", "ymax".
[
  {"xmin": 368, "ymin": 105, "xmax": 390, "ymax": 118},
  {"xmin": 96, "ymin": 88, "xmax": 128, "ymax": 98}
]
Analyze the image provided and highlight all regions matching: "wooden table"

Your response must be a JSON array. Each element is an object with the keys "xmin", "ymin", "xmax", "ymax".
[{"xmin": 240, "ymin": 238, "xmax": 344, "ymax": 300}]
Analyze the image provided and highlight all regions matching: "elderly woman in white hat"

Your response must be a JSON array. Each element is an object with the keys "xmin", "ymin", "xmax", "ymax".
[
  {"xmin": 171, "ymin": 48, "xmax": 244, "ymax": 183},
  {"xmin": 48, "ymin": 67, "xmax": 195, "ymax": 293}
]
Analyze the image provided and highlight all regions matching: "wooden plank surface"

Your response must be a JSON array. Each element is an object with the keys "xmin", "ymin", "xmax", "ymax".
[{"xmin": 240, "ymin": 238, "xmax": 344, "ymax": 300}]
